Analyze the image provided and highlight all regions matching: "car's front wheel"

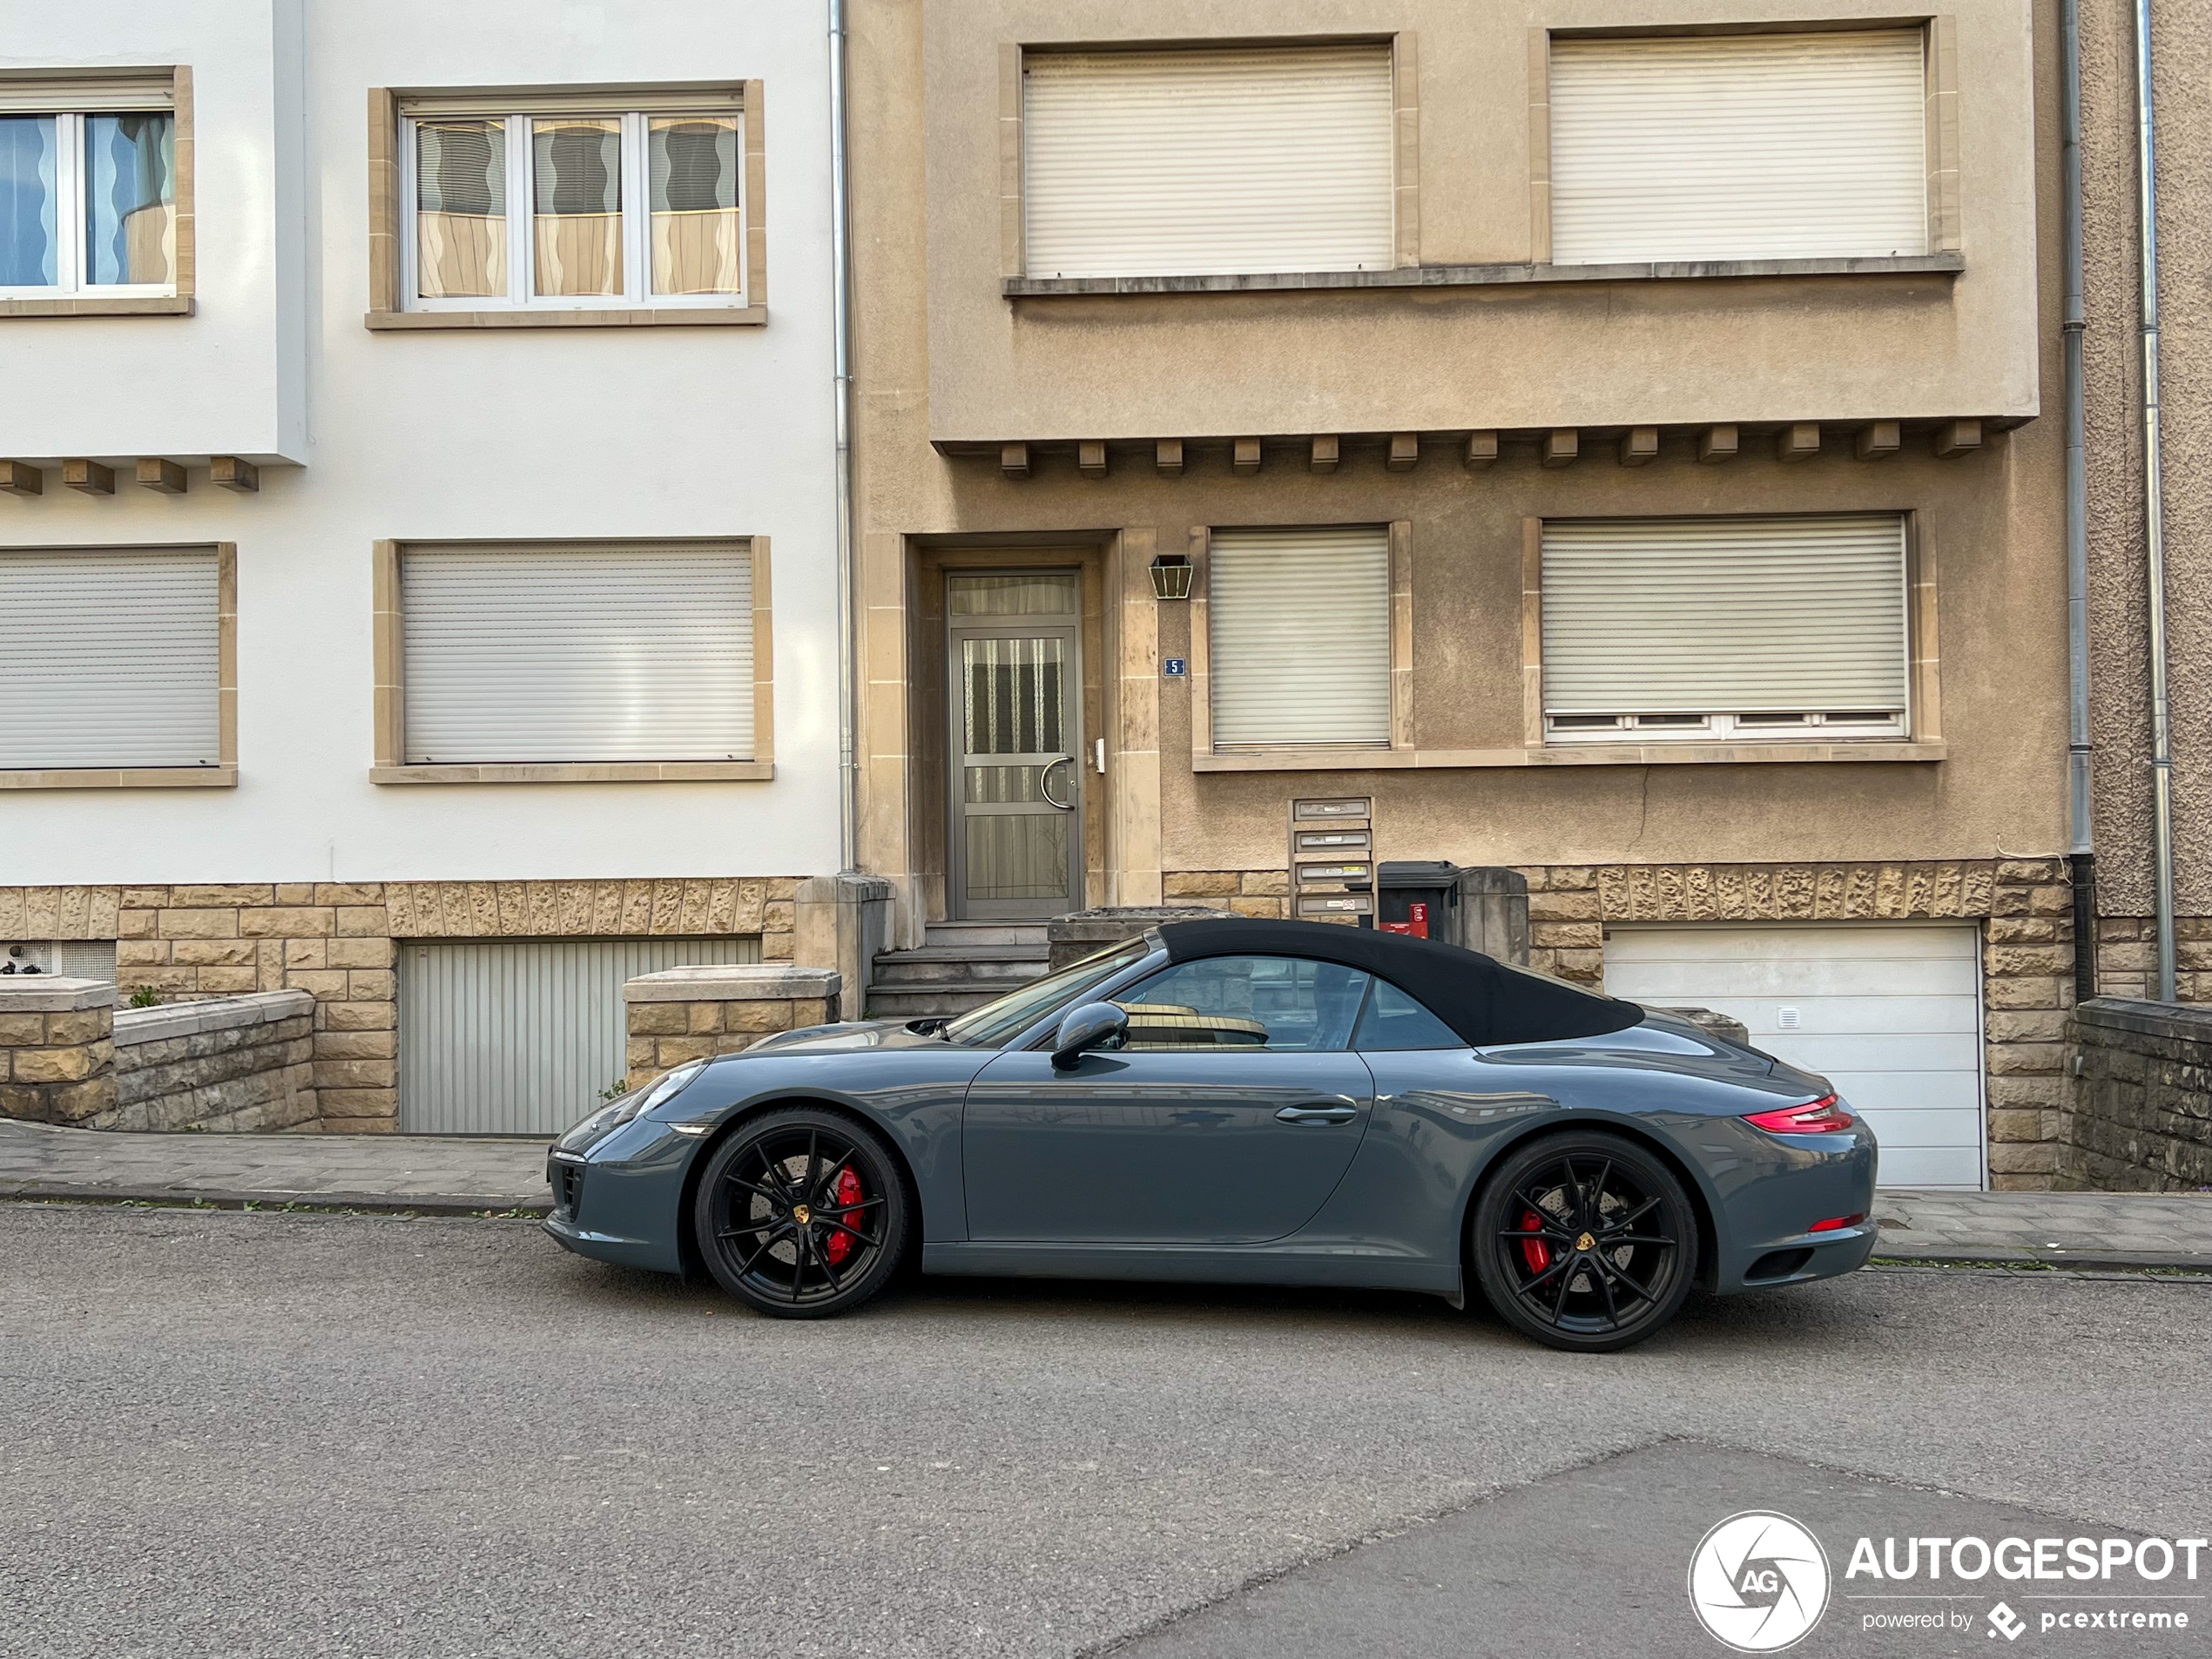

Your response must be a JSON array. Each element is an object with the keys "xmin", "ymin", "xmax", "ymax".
[
  {"xmin": 693, "ymin": 1107, "xmax": 910, "ymax": 1318},
  {"xmin": 1470, "ymin": 1130, "xmax": 1696, "ymax": 1352}
]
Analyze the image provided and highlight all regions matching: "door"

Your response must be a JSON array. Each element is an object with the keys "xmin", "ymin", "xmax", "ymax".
[
  {"xmin": 948, "ymin": 571, "xmax": 1082, "ymax": 920},
  {"xmin": 1602, "ymin": 923, "xmax": 1985, "ymax": 1189},
  {"xmin": 961, "ymin": 954, "xmax": 1377, "ymax": 1243},
  {"xmin": 398, "ymin": 935, "xmax": 760, "ymax": 1135}
]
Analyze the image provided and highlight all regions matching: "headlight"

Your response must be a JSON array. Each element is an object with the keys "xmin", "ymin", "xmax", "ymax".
[{"xmin": 558, "ymin": 1060, "xmax": 706, "ymax": 1147}]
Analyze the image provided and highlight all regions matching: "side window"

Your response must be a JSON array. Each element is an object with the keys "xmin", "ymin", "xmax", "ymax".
[
  {"xmin": 1353, "ymin": 978, "xmax": 1463, "ymax": 1052},
  {"xmin": 1115, "ymin": 955, "xmax": 1370, "ymax": 1053}
]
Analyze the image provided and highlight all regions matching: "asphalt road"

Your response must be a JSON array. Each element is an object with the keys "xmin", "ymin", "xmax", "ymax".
[{"xmin": 3, "ymin": 1204, "xmax": 2207, "ymax": 1659}]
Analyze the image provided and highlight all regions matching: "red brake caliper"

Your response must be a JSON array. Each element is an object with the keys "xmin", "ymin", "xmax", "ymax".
[
  {"xmin": 1519, "ymin": 1210, "xmax": 1551, "ymax": 1276},
  {"xmin": 822, "ymin": 1165, "xmax": 865, "ymax": 1266}
]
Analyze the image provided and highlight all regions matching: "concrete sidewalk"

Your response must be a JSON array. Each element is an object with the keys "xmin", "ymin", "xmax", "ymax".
[{"xmin": 2, "ymin": 1119, "xmax": 2209, "ymax": 1267}]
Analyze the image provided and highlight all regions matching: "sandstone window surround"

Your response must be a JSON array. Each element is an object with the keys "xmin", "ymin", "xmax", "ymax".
[
  {"xmin": 0, "ymin": 541, "xmax": 237, "ymax": 790},
  {"xmin": 371, "ymin": 536, "xmax": 775, "ymax": 785},
  {"xmin": 0, "ymin": 66, "xmax": 194, "ymax": 319},
  {"xmin": 1186, "ymin": 522, "xmax": 1414, "ymax": 772},
  {"xmin": 1519, "ymin": 511, "xmax": 1946, "ymax": 765},
  {"xmin": 1530, "ymin": 18, "xmax": 1964, "ymax": 270},
  {"xmin": 365, "ymin": 81, "xmax": 766, "ymax": 330}
]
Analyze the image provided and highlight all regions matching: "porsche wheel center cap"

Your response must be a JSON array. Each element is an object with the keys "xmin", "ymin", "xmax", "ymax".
[
  {"xmin": 1575, "ymin": 1231, "xmax": 1596, "ymax": 1252},
  {"xmin": 792, "ymin": 1204, "xmax": 812, "ymax": 1225}
]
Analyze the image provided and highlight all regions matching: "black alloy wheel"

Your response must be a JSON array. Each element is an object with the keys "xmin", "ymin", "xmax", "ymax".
[
  {"xmin": 1470, "ymin": 1130, "xmax": 1696, "ymax": 1352},
  {"xmin": 693, "ymin": 1107, "xmax": 910, "ymax": 1318}
]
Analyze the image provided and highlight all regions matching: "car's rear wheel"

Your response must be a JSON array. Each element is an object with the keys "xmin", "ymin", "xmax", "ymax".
[
  {"xmin": 693, "ymin": 1107, "xmax": 909, "ymax": 1318},
  {"xmin": 1470, "ymin": 1130, "xmax": 1696, "ymax": 1352}
]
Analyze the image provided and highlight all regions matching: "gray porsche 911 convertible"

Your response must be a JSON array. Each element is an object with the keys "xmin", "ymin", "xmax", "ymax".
[{"xmin": 544, "ymin": 919, "xmax": 1876, "ymax": 1352}]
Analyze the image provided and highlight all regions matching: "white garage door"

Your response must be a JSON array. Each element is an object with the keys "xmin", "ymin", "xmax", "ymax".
[
  {"xmin": 1602, "ymin": 923, "xmax": 1984, "ymax": 1190},
  {"xmin": 399, "ymin": 936, "xmax": 760, "ymax": 1136}
]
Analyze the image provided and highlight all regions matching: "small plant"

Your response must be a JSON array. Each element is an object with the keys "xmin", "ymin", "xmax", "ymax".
[
  {"xmin": 598, "ymin": 1076, "xmax": 631, "ymax": 1103},
  {"xmin": 127, "ymin": 985, "xmax": 161, "ymax": 1008}
]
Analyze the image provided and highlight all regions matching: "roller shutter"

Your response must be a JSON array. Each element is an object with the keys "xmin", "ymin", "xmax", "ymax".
[
  {"xmin": 1604, "ymin": 923, "xmax": 1985, "ymax": 1189},
  {"xmin": 1023, "ymin": 46, "xmax": 1395, "ymax": 279},
  {"xmin": 1210, "ymin": 526, "xmax": 1391, "ymax": 749},
  {"xmin": 0, "ymin": 547, "xmax": 220, "ymax": 769},
  {"xmin": 1541, "ymin": 515, "xmax": 1909, "ymax": 718},
  {"xmin": 402, "ymin": 542, "xmax": 754, "ymax": 764},
  {"xmin": 1549, "ymin": 30, "xmax": 1929, "ymax": 264},
  {"xmin": 399, "ymin": 935, "xmax": 762, "ymax": 1135}
]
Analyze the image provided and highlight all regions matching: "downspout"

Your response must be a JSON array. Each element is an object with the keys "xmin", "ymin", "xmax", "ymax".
[
  {"xmin": 829, "ymin": 0, "xmax": 860, "ymax": 875},
  {"xmin": 2061, "ymin": 0, "xmax": 2095, "ymax": 1003},
  {"xmin": 2130, "ymin": 0, "xmax": 2178, "ymax": 999}
]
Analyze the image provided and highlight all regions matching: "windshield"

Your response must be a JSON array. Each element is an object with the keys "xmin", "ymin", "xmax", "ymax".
[{"xmin": 940, "ymin": 937, "xmax": 1153, "ymax": 1049}]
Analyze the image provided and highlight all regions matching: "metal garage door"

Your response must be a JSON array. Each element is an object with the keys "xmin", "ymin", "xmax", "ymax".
[
  {"xmin": 399, "ymin": 935, "xmax": 761, "ymax": 1136},
  {"xmin": 1602, "ymin": 923, "xmax": 1984, "ymax": 1190}
]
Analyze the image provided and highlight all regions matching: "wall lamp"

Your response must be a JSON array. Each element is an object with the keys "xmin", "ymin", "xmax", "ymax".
[{"xmin": 1149, "ymin": 553, "xmax": 1193, "ymax": 600}]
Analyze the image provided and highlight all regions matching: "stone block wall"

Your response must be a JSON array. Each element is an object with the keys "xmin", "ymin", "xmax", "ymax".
[
  {"xmin": 0, "ymin": 978, "xmax": 117, "ymax": 1124},
  {"xmin": 0, "ymin": 880, "xmax": 802, "ymax": 1132},
  {"xmin": 624, "ymin": 965, "xmax": 842, "ymax": 1088},
  {"xmin": 2092, "ymin": 916, "xmax": 2212, "ymax": 1005},
  {"xmin": 2066, "ymin": 998, "xmax": 2212, "ymax": 1190},
  {"xmin": 1161, "ymin": 869, "xmax": 1293, "ymax": 918},
  {"xmin": 96, "ymin": 990, "xmax": 318, "ymax": 1132},
  {"xmin": 1160, "ymin": 857, "xmax": 2079, "ymax": 1190}
]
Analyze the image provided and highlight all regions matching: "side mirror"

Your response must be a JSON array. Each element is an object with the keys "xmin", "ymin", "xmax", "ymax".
[{"xmin": 1051, "ymin": 1001, "xmax": 1128, "ymax": 1070}]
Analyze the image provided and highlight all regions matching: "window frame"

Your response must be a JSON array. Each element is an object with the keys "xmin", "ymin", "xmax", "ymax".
[
  {"xmin": 370, "ymin": 536, "xmax": 776, "ymax": 786},
  {"xmin": 0, "ymin": 68, "xmax": 192, "ymax": 316},
  {"xmin": 398, "ymin": 109, "xmax": 747, "ymax": 314},
  {"xmin": 1524, "ymin": 511, "xmax": 1939, "ymax": 754},
  {"xmin": 0, "ymin": 540, "xmax": 236, "ymax": 790},
  {"xmin": 368, "ymin": 83, "xmax": 765, "ymax": 330},
  {"xmin": 1189, "ymin": 519, "xmax": 1413, "ymax": 764}
]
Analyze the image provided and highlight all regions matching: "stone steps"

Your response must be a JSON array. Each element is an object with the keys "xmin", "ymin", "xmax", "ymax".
[{"xmin": 864, "ymin": 921, "xmax": 1051, "ymax": 1022}]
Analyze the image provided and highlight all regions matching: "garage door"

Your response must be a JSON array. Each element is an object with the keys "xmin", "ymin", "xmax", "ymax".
[
  {"xmin": 1602, "ymin": 923, "xmax": 1984, "ymax": 1190},
  {"xmin": 399, "ymin": 936, "xmax": 761, "ymax": 1136}
]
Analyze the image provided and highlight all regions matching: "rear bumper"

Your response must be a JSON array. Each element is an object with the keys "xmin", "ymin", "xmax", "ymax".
[{"xmin": 1704, "ymin": 1118, "xmax": 1880, "ymax": 1294}]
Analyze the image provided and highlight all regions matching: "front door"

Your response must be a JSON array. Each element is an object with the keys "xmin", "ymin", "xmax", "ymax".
[{"xmin": 948, "ymin": 571, "xmax": 1082, "ymax": 920}]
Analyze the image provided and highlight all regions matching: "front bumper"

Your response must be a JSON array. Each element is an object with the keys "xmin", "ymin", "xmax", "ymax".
[{"xmin": 540, "ymin": 1121, "xmax": 695, "ymax": 1275}]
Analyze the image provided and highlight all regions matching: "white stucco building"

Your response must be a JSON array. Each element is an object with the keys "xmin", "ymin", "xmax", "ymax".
[{"xmin": 1, "ymin": 0, "xmax": 847, "ymax": 1131}]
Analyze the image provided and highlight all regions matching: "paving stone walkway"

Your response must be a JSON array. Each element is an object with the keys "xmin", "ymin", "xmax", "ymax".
[{"xmin": 2, "ymin": 1120, "xmax": 2209, "ymax": 1264}]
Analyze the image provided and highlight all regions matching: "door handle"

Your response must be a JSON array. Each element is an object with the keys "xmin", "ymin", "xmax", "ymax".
[
  {"xmin": 1039, "ymin": 755, "xmax": 1076, "ymax": 811},
  {"xmin": 1275, "ymin": 1102, "xmax": 1360, "ymax": 1126}
]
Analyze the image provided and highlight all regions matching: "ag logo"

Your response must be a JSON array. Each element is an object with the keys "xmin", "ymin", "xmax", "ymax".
[{"xmin": 1688, "ymin": 1511, "xmax": 1831, "ymax": 1652}]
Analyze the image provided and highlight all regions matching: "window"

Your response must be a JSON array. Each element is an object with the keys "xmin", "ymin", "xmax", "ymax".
[
  {"xmin": 400, "ymin": 101, "xmax": 748, "ymax": 310},
  {"xmin": 393, "ymin": 542, "xmax": 760, "ymax": 769},
  {"xmin": 1022, "ymin": 45, "xmax": 1394, "ymax": 279},
  {"xmin": 1548, "ymin": 30, "xmax": 1929, "ymax": 264},
  {"xmin": 1115, "ymin": 956, "xmax": 1372, "ymax": 1053},
  {"xmin": 1353, "ymin": 979, "xmax": 1462, "ymax": 1051},
  {"xmin": 0, "ymin": 87, "xmax": 178, "ymax": 296},
  {"xmin": 1209, "ymin": 525, "xmax": 1392, "ymax": 750},
  {"xmin": 1541, "ymin": 515, "xmax": 1911, "ymax": 745},
  {"xmin": 0, "ymin": 547, "xmax": 222, "ymax": 772}
]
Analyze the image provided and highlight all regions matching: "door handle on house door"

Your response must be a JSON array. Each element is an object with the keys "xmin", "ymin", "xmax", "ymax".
[
  {"xmin": 1039, "ymin": 755, "xmax": 1076, "ymax": 810},
  {"xmin": 1275, "ymin": 1101, "xmax": 1360, "ymax": 1126}
]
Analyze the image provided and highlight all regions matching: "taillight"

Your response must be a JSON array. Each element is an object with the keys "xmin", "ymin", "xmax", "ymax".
[
  {"xmin": 1743, "ymin": 1095, "xmax": 1855, "ymax": 1134},
  {"xmin": 1810, "ymin": 1213, "xmax": 1865, "ymax": 1233}
]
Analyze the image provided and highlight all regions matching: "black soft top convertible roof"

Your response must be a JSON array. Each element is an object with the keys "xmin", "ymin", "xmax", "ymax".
[{"xmin": 1154, "ymin": 918, "xmax": 1642, "ymax": 1048}]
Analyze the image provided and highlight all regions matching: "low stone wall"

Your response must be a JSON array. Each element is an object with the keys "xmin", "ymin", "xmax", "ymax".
[
  {"xmin": 2067, "ymin": 997, "xmax": 2212, "ymax": 1190},
  {"xmin": 0, "ymin": 977, "xmax": 116, "ymax": 1124},
  {"xmin": 624, "ymin": 965, "xmax": 843, "ymax": 1088},
  {"xmin": 96, "ymin": 990, "xmax": 319, "ymax": 1133}
]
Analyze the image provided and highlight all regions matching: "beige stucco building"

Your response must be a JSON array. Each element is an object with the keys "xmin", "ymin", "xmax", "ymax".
[{"xmin": 847, "ymin": 0, "xmax": 2076, "ymax": 1188}]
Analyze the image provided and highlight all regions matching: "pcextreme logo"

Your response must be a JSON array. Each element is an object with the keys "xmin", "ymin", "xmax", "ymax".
[{"xmin": 1689, "ymin": 1511, "xmax": 1833, "ymax": 1652}]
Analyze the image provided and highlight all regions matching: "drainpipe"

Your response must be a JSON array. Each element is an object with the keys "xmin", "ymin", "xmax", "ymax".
[
  {"xmin": 828, "ymin": 0, "xmax": 861, "ymax": 876},
  {"xmin": 2061, "ymin": 0, "xmax": 2096, "ymax": 1004},
  {"xmin": 2131, "ymin": 0, "xmax": 2178, "ymax": 1000}
]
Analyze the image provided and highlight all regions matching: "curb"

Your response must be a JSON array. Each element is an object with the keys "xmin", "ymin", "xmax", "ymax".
[
  {"xmin": 1871, "ymin": 1244, "xmax": 2212, "ymax": 1273},
  {"xmin": 0, "ymin": 1184, "xmax": 551, "ymax": 1218}
]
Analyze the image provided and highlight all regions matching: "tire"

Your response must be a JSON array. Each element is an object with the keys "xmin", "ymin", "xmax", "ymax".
[
  {"xmin": 1469, "ymin": 1130, "xmax": 1697, "ymax": 1353},
  {"xmin": 692, "ymin": 1107, "xmax": 911, "ymax": 1319}
]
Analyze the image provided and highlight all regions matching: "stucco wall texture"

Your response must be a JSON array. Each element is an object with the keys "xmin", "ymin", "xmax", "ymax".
[{"xmin": 2080, "ymin": 0, "xmax": 2212, "ymax": 923}]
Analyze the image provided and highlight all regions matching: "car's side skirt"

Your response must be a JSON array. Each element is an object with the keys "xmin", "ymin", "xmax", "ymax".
[{"xmin": 921, "ymin": 1242, "xmax": 1463, "ymax": 1303}]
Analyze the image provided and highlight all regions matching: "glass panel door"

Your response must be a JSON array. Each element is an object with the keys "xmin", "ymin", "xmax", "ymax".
[{"xmin": 949, "ymin": 574, "xmax": 1082, "ymax": 920}]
